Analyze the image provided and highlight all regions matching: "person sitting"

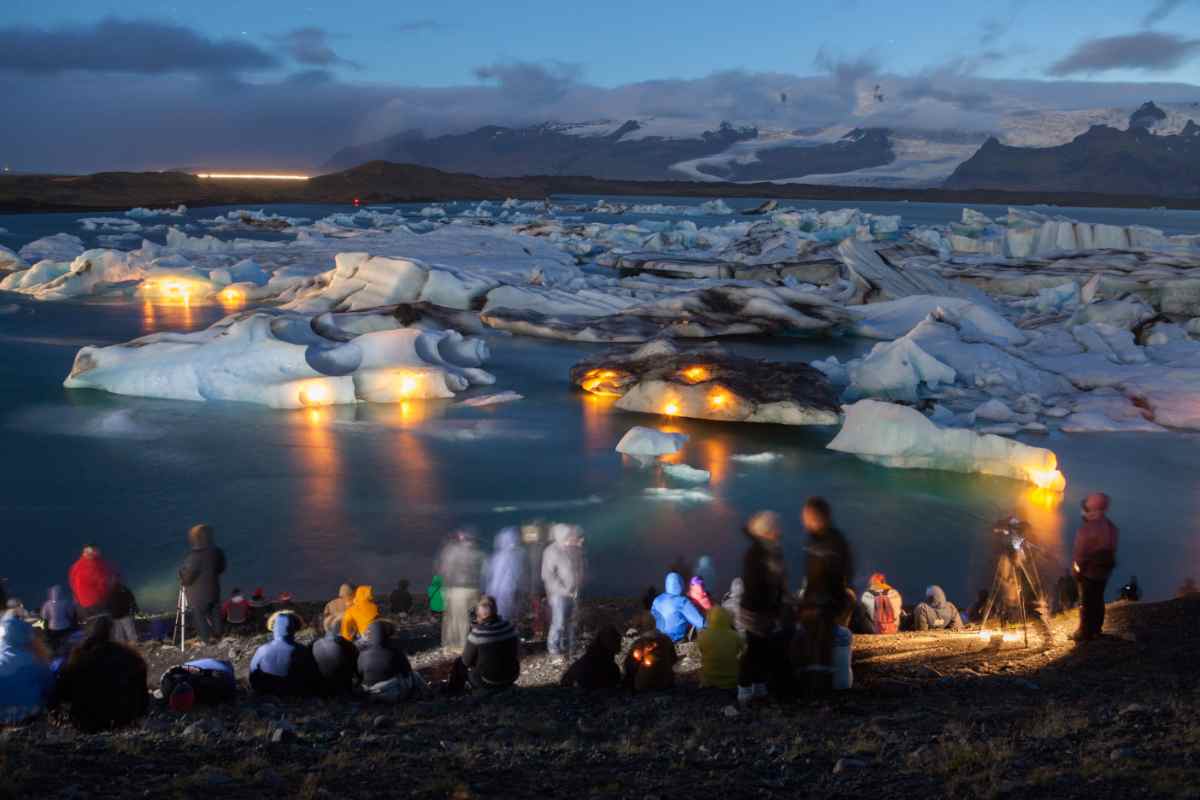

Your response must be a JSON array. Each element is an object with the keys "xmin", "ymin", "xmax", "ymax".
[
  {"xmin": 249, "ymin": 612, "xmax": 319, "ymax": 697},
  {"xmin": 55, "ymin": 617, "xmax": 149, "ymax": 732},
  {"xmin": 340, "ymin": 586, "xmax": 379, "ymax": 641},
  {"xmin": 1118, "ymin": 576, "xmax": 1142, "ymax": 602},
  {"xmin": 721, "ymin": 578, "xmax": 744, "ymax": 632},
  {"xmin": 560, "ymin": 625, "xmax": 622, "ymax": 690},
  {"xmin": 966, "ymin": 589, "xmax": 989, "ymax": 624},
  {"xmin": 67, "ymin": 545, "xmax": 117, "ymax": 618},
  {"xmin": 451, "ymin": 595, "xmax": 520, "ymax": 691},
  {"xmin": 356, "ymin": 620, "xmax": 422, "ymax": 701},
  {"xmin": 312, "ymin": 626, "xmax": 359, "ymax": 696},
  {"xmin": 698, "ymin": 606, "xmax": 742, "ymax": 690},
  {"xmin": 686, "ymin": 576, "xmax": 714, "ymax": 613},
  {"xmin": 651, "ymin": 572, "xmax": 706, "ymax": 642},
  {"xmin": 389, "ymin": 580, "xmax": 414, "ymax": 616},
  {"xmin": 0, "ymin": 616, "xmax": 53, "ymax": 725},
  {"xmin": 39, "ymin": 584, "xmax": 78, "ymax": 653},
  {"xmin": 860, "ymin": 573, "xmax": 902, "ymax": 634},
  {"xmin": 221, "ymin": 587, "xmax": 251, "ymax": 631},
  {"xmin": 275, "ymin": 593, "xmax": 301, "ymax": 624},
  {"xmin": 621, "ymin": 630, "xmax": 677, "ymax": 692},
  {"xmin": 321, "ymin": 584, "xmax": 353, "ymax": 634},
  {"xmin": 913, "ymin": 586, "xmax": 964, "ymax": 632},
  {"xmin": 247, "ymin": 587, "xmax": 270, "ymax": 626},
  {"xmin": 108, "ymin": 582, "xmax": 139, "ymax": 644}
]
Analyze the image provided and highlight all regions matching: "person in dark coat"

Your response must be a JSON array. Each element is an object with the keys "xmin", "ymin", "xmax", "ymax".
[
  {"xmin": 108, "ymin": 583, "xmax": 139, "ymax": 644},
  {"xmin": 312, "ymin": 626, "xmax": 359, "ymax": 696},
  {"xmin": 389, "ymin": 580, "xmax": 414, "ymax": 615},
  {"xmin": 737, "ymin": 511, "xmax": 787, "ymax": 705},
  {"xmin": 55, "ymin": 617, "xmax": 149, "ymax": 732},
  {"xmin": 178, "ymin": 524, "xmax": 227, "ymax": 644},
  {"xmin": 797, "ymin": 497, "xmax": 854, "ymax": 692},
  {"xmin": 1071, "ymin": 493, "xmax": 1118, "ymax": 642},
  {"xmin": 39, "ymin": 584, "xmax": 78, "ymax": 652},
  {"xmin": 622, "ymin": 630, "xmax": 677, "ymax": 692},
  {"xmin": 966, "ymin": 589, "xmax": 989, "ymax": 624},
  {"xmin": 356, "ymin": 620, "xmax": 423, "ymax": 701},
  {"xmin": 561, "ymin": 624, "xmax": 622, "ymax": 689},
  {"xmin": 454, "ymin": 595, "xmax": 520, "ymax": 690},
  {"xmin": 249, "ymin": 612, "xmax": 319, "ymax": 696}
]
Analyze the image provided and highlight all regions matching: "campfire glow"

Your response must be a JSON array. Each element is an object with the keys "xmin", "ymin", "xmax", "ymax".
[
  {"xmin": 1028, "ymin": 467, "xmax": 1066, "ymax": 492},
  {"xmin": 663, "ymin": 401, "xmax": 680, "ymax": 417},
  {"xmin": 708, "ymin": 388, "xmax": 731, "ymax": 409},
  {"xmin": 579, "ymin": 368, "xmax": 626, "ymax": 397},
  {"xmin": 297, "ymin": 381, "xmax": 332, "ymax": 407},
  {"xmin": 680, "ymin": 366, "xmax": 711, "ymax": 383},
  {"xmin": 218, "ymin": 287, "xmax": 245, "ymax": 307},
  {"xmin": 977, "ymin": 630, "xmax": 1022, "ymax": 643},
  {"xmin": 632, "ymin": 642, "xmax": 659, "ymax": 667}
]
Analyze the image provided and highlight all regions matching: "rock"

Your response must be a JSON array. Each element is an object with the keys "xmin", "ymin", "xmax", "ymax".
[
  {"xmin": 722, "ymin": 705, "xmax": 740, "ymax": 718},
  {"xmin": 833, "ymin": 757, "xmax": 868, "ymax": 774},
  {"xmin": 1110, "ymin": 747, "xmax": 1136, "ymax": 761},
  {"xmin": 200, "ymin": 768, "xmax": 233, "ymax": 786},
  {"xmin": 269, "ymin": 721, "xmax": 298, "ymax": 744},
  {"xmin": 371, "ymin": 714, "xmax": 391, "ymax": 730}
]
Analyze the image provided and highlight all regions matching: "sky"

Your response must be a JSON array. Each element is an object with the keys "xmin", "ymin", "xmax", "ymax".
[{"xmin": 2, "ymin": 0, "xmax": 1200, "ymax": 171}]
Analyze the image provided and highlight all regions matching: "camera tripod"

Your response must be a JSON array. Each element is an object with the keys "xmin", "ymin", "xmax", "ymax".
[
  {"xmin": 978, "ymin": 538, "xmax": 1046, "ymax": 648},
  {"xmin": 172, "ymin": 586, "xmax": 188, "ymax": 653}
]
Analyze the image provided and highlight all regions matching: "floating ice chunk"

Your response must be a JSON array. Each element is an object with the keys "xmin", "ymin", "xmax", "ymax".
[
  {"xmin": 454, "ymin": 391, "xmax": 524, "ymax": 408},
  {"xmin": 1187, "ymin": 318, "xmax": 1200, "ymax": 338},
  {"xmin": 827, "ymin": 399, "xmax": 1066, "ymax": 490},
  {"xmin": 0, "ymin": 245, "xmax": 26, "ymax": 272},
  {"xmin": 643, "ymin": 487, "xmax": 713, "ymax": 503},
  {"xmin": 19, "ymin": 233, "xmax": 85, "ymax": 264},
  {"xmin": 1068, "ymin": 298, "xmax": 1155, "ymax": 331},
  {"xmin": 850, "ymin": 296, "xmax": 1024, "ymax": 345},
  {"xmin": 974, "ymin": 399, "xmax": 1015, "ymax": 422},
  {"xmin": 6, "ymin": 250, "xmax": 142, "ymax": 300},
  {"xmin": 730, "ymin": 452, "xmax": 781, "ymax": 464},
  {"xmin": 847, "ymin": 337, "xmax": 957, "ymax": 403},
  {"xmin": 0, "ymin": 260, "xmax": 71, "ymax": 292},
  {"xmin": 1061, "ymin": 390, "xmax": 1166, "ymax": 433},
  {"xmin": 663, "ymin": 463, "xmax": 711, "ymax": 483},
  {"xmin": 615, "ymin": 426, "xmax": 688, "ymax": 458},
  {"xmin": 127, "ymin": 205, "xmax": 187, "ymax": 219},
  {"xmin": 1021, "ymin": 282, "xmax": 1080, "ymax": 315}
]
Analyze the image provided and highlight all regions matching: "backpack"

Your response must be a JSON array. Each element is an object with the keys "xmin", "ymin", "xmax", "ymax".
[
  {"xmin": 159, "ymin": 660, "xmax": 236, "ymax": 705},
  {"xmin": 873, "ymin": 591, "xmax": 898, "ymax": 634}
]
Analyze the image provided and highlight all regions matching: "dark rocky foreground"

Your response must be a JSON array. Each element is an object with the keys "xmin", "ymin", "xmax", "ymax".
[{"xmin": 2, "ymin": 595, "xmax": 1197, "ymax": 799}]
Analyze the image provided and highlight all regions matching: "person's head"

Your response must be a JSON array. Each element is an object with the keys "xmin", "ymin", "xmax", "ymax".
[
  {"xmin": 269, "ymin": 611, "xmax": 296, "ymax": 641},
  {"xmin": 802, "ymin": 497, "xmax": 832, "ymax": 533},
  {"xmin": 664, "ymin": 572, "xmax": 684, "ymax": 595},
  {"xmin": 1081, "ymin": 492, "xmax": 1110, "ymax": 522},
  {"xmin": 868, "ymin": 572, "xmax": 890, "ymax": 591},
  {"xmin": 550, "ymin": 523, "xmax": 576, "ymax": 546},
  {"xmin": 231, "ymin": 587, "xmax": 242, "ymax": 597},
  {"xmin": 593, "ymin": 624, "xmax": 621, "ymax": 654},
  {"xmin": 81, "ymin": 545, "xmax": 99, "ymax": 559},
  {"xmin": 338, "ymin": 583, "xmax": 353, "ymax": 600},
  {"xmin": 398, "ymin": 579, "xmax": 409, "ymax": 589},
  {"xmin": 689, "ymin": 576, "xmax": 707, "ymax": 593},
  {"xmin": 253, "ymin": 587, "xmax": 265, "ymax": 600},
  {"xmin": 187, "ymin": 524, "xmax": 214, "ymax": 548},
  {"xmin": 353, "ymin": 585, "xmax": 374, "ymax": 605},
  {"xmin": 47, "ymin": 585, "xmax": 64, "ymax": 602},
  {"xmin": 745, "ymin": 510, "xmax": 782, "ymax": 543},
  {"xmin": 495, "ymin": 527, "xmax": 520, "ymax": 550},
  {"xmin": 476, "ymin": 594, "xmax": 498, "ymax": 622}
]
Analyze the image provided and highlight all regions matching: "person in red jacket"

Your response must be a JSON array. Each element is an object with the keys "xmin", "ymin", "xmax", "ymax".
[
  {"xmin": 1071, "ymin": 493, "xmax": 1119, "ymax": 642},
  {"xmin": 67, "ymin": 546, "xmax": 117, "ymax": 618}
]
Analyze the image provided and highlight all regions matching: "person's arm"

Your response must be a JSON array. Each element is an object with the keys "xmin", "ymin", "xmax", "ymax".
[
  {"xmin": 461, "ymin": 639, "xmax": 478, "ymax": 670},
  {"xmin": 683, "ymin": 599, "xmax": 706, "ymax": 630},
  {"xmin": 178, "ymin": 553, "xmax": 199, "ymax": 587}
]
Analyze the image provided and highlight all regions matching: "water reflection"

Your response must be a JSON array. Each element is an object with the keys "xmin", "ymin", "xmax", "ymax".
[{"xmin": 140, "ymin": 297, "xmax": 197, "ymax": 333}]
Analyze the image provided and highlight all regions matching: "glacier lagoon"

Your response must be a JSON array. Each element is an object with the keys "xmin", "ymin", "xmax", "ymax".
[{"xmin": 1, "ymin": 199, "xmax": 1198, "ymax": 612}]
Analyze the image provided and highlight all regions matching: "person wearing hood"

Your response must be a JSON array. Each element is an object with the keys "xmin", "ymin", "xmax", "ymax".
[
  {"xmin": 914, "ymin": 586, "xmax": 963, "ymax": 632},
  {"xmin": 541, "ymin": 523, "xmax": 585, "ymax": 660},
  {"xmin": 798, "ymin": 498, "xmax": 854, "ymax": 692},
  {"xmin": 322, "ymin": 584, "xmax": 354, "ymax": 634},
  {"xmin": 652, "ymin": 572, "xmax": 707, "ymax": 642},
  {"xmin": 312, "ymin": 626, "xmax": 359, "ymax": 696},
  {"xmin": 389, "ymin": 580, "xmax": 414, "ymax": 615},
  {"xmin": 737, "ymin": 511, "xmax": 787, "ymax": 705},
  {"xmin": 1072, "ymin": 492, "xmax": 1119, "ymax": 642},
  {"xmin": 108, "ymin": 582, "xmax": 139, "ymax": 644},
  {"xmin": 687, "ymin": 576, "xmax": 714, "ymax": 613},
  {"xmin": 694, "ymin": 556, "xmax": 717, "ymax": 592},
  {"xmin": 484, "ymin": 528, "xmax": 525, "ymax": 624},
  {"xmin": 721, "ymin": 578, "xmax": 745, "ymax": 632},
  {"xmin": 427, "ymin": 576, "xmax": 445, "ymax": 615},
  {"xmin": 56, "ymin": 617, "xmax": 149, "ymax": 732},
  {"xmin": 561, "ymin": 625, "xmax": 622, "ymax": 690},
  {"xmin": 356, "ymin": 620, "xmax": 422, "ymax": 701},
  {"xmin": 178, "ymin": 524, "xmax": 227, "ymax": 644},
  {"xmin": 0, "ymin": 616, "xmax": 53, "ymax": 725},
  {"xmin": 68, "ymin": 545, "xmax": 117, "ymax": 617},
  {"xmin": 455, "ymin": 595, "xmax": 520, "ymax": 690},
  {"xmin": 249, "ymin": 612, "xmax": 319, "ymax": 696},
  {"xmin": 698, "ymin": 606, "xmax": 742, "ymax": 690},
  {"xmin": 438, "ymin": 531, "xmax": 484, "ymax": 652},
  {"xmin": 860, "ymin": 573, "xmax": 903, "ymax": 635},
  {"xmin": 340, "ymin": 585, "xmax": 379, "ymax": 641},
  {"xmin": 39, "ymin": 584, "xmax": 78, "ymax": 652},
  {"xmin": 622, "ymin": 630, "xmax": 677, "ymax": 692}
]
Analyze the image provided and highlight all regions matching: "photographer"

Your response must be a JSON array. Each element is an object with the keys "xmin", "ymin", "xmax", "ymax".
[{"xmin": 1071, "ymin": 493, "xmax": 1119, "ymax": 642}]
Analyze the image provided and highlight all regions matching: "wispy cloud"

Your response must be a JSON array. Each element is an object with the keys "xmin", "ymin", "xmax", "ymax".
[
  {"xmin": 1143, "ymin": 0, "xmax": 1189, "ymax": 26},
  {"xmin": 1047, "ymin": 31, "xmax": 1200, "ymax": 76},
  {"xmin": 272, "ymin": 27, "xmax": 360, "ymax": 70}
]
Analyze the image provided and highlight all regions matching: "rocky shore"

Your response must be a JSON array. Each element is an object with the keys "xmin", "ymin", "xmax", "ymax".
[{"xmin": 2, "ymin": 594, "xmax": 1197, "ymax": 799}]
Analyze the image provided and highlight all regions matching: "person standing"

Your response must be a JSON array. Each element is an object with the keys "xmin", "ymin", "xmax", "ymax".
[
  {"xmin": 737, "ymin": 511, "xmax": 787, "ymax": 705},
  {"xmin": 438, "ymin": 531, "xmax": 484, "ymax": 653},
  {"xmin": 108, "ymin": 582, "xmax": 139, "ymax": 644},
  {"xmin": 178, "ymin": 524, "xmax": 227, "ymax": 644},
  {"xmin": 1072, "ymin": 493, "xmax": 1119, "ymax": 642},
  {"xmin": 484, "ymin": 528, "xmax": 526, "ymax": 624},
  {"xmin": 541, "ymin": 523, "xmax": 585, "ymax": 662},
  {"xmin": 67, "ymin": 546, "xmax": 116, "ymax": 618},
  {"xmin": 798, "ymin": 497, "xmax": 854, "ymax": 691}
]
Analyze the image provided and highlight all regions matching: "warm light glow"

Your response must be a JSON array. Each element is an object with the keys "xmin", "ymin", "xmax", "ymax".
[
  {"xmin": 218, "ymin": 287, "xmax": 244, "ymax": 307},
  {"xmin": 708, "ymin": 388, "xmax": 731, "ymax": 410},
  {"xmin": 663, "ymin": 401, "xmax": 680, "ymax": 416},
  {"xmin": 1026, "ymin": 487, "xmax": 1063, "ymax": 509},
  {"xmin": 298, "ymin": 382, "xmax": 332, "ymax": 407},
  {"xmin": 397, "ymin": 373, "xmax": 419, "ymax": 398},
  {"xmin": 978, "ymin": 629, "xmax": 1022, "ymax": 643},
  {"xmin": 305, "ymin": 408, "xmax": 324, "ymax": 425},
  {"xmin": 196, "ymin": 173, "xmax": 310, "ymax": 180},
  {"xmin": 579, "ymin": 368, "xmax": 626, "ymax": 397},
  {"xmin": 681, "ymin": 366, "xmax": 711, "ymax": 383},
  {"xmin": 1028, "ymin": 467, "xmax": 1066, "ymax": 492}
]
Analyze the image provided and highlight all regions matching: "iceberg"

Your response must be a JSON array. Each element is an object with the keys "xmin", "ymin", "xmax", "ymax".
[
  {"xmin": 615, "ymin": 426, "xmax": 688, "ymax": 458},
  {"xmin": 643, "ymin": 487, "xmax": 713, "ymax": 503},
  {"xmin": 662, "ymin": 463, "xmax": 712, "ymax": 483}
]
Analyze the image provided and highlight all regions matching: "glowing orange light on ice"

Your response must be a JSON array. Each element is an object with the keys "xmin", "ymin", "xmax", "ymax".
[
  {"xmin": 1028, "ymin": 467, "xmax": 1066, "ymax": 493},
  {"xmin": 397, "ymin": 373, "xmax": 420, "ymax": 398},
  {"xmin": 298, "ymin": 382, "xmax": 332, "ymax": 407},
  {"xmin": 708, "ymin": 389, "xmax": 731, "ymax": 410},
  {"xmin": 218, "ymin": 287, "xmax": 244, "ymax": 306},
  {"xmin": 663, "ymin": 401, "xmax": 680, "ymax": 417},
  {"xmin": 579, "ymin": 368, "xmax": 625, "ymax": 397},
  {"xmin": 681, "ymin": 366, "xmax": 710, "ymax": 383}
]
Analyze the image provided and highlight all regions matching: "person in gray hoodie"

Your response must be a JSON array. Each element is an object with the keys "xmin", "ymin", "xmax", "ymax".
[
  {"xmin": 437, "ymin": 530, "xmax": 484, "ymax": 652},
  {"xmin": 178, "ymin": 524, "xmax": 227, "ymax": 644},
  {"xmin": 540, "ymin": 523, "xmax": 585, "ymax": 660},
  {"xmin": 913, "ymin": 586, "xmax": 964, "ymax": 632},
  {"xmin": 483, "ymin": 528, "xmax": 525, "ymax": 624},
  {"xmin": 39, "ymin": 585, "xmax": 78, "ymax": 652}
]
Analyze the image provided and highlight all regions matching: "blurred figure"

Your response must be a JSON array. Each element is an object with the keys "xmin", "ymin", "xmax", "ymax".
[
  {"xmin": 56, "ymin": 617, "xmax": 149, "ymax": 732},
  {"xmin": 438, "ymin": 530, "xmax": 484, "ymax": 652},
  {"xmin": 357, "ymin": 620, "xmax": 423, "ymax": 702},
  {"xmin": 1056, "ymin": 573, "xmax": 1079, "ymax": 613},
  {"xmin": 737, "ymin": 511, "xmax": 786, "ymax": 705},
  {"xmin": 108, "ymin": 582, "xmax": 139, "ymax": 644},
  {"xmin": 652, "ymin": 572, "xmax": 706, "ymax": 642},
  {"xmin": 484, "ymin": 527, "xmax": 525, "ymax": 623},
  {"xmin": 541, "ymin": 523, "xmax": 585, "ymax": 661},
  {"xmin": 694, "ymin": 556, "xmax": 717, "ymax": 592},
  {"xmin": 1118, "ymin": 576, "xmax": 1142, "ymax": 602},
  {"xmin": 966, "ymin": 589, "xmax": 989, "ymax": 624},
  {"xmin": 1177, "ymin": 578, "xmax": 1199, "ymax": 598},
  {"xmin": 247, "ymin": 587, "xmax": 270, "ymax": 626},
  {"xmin": 426, "ymin": 576, "xmax": 445, "ymax": 615},
  {"xmin": 860, "ymin": 573, "xmax": 902, "ymax": 635},
  {"xmin": 622, "ymin": 630, "xmax": 677, "ymax": 692},
  {"xmin": 389, "ymin": 580, "xmax": 414, "ymax": 616},
  {"xmin": 698, "ymin": 606, "xmax": 742, "ymax": 690},
  {"xmin": 340, "ymin": 586, "xmax": 379, "ymax": 641},
  {"xmin": 313, "ymin": 626, "xmax": 359, "ymax": 696},
  {"xmin": 1072, "ymin": 493, "xmax": 1119, "ymax": 642},
  {"xmin": 222, "ymin": 587, "xmax": 251, "ymax": 631},
  {"xmin": 561, "ymin": 625, "xmax": 622, "ymax": 690},
  {"xmin": 68, "ymin": 545, "xmax": 117, "ymax": 618},
  {"xmin": 798, "ymin": 497, "xmax": 854, "ymax": 692},
  {"xmin": 0, "ymin": 616, "xmax": 52, "ymax": 725},
  {"xmin": 39, "ymin": 584, "xmax": 78, "ymax": 652},
  {"xmin": 913, "ymin": 585, "xmax": 963, "ymax": 632},
  {"xmin": 249, "ymin": 612, "xmax": 319, "ymax": 697},
  {"xmin": 721, "ymin": 578, "xmax": 745, "ymax": 632},
  {"xmin": 687, "ymin": 576, "xmax": 714, "ymax": 613},
  {"xmin": 322, "ymin": 584, "xmax": 354, "ymax": 634},
  {"xmin": 178, "ymin": 524, "xmax": 227, "ymax": 644}
]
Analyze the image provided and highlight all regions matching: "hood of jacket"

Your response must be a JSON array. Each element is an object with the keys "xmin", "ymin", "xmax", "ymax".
[
  {"xmin": 495, "ymin": 527, "xmax": 519, "ymax": 551},
  {"xmin": 48, "ymin": 585, "xmax": 65, "ymax": 604},
  {"xmin": 725, "ymin": 577, "xmax": 744, "ymax": 602},
  {"xmin": 926, "ymin": 585, "xmax": 947, "ymax": 607},
  {"xmin": 271, "ymin": 612, "xmax": 295, "ymax": 643},
  {"xmin": 592, "ymin": 625, "xmax": 621, "ymax": 655},
  {"xmin": 353, "ymin": 586, "xmax": 375, "ymax": 606},
  {"xmin": 428, "ymin": 575, "xmax": 443, "ymax": 591},
  {"xmin": 338, "ymin": 584, "xmax": 353, "ymax": 601},
  {"xmin": 362, "ymin": 620, "xmax": 389, "ymax": 647},
  {"xmin": 188, "ymin": 525, "xmax": 213, "ymax": 550},
  {"xmin": 664, "ymin": 572, "xmax": 684, "ymax": 596},
  {"xmin": 551, "ymin": 523, "xmax": 575, "ymax": 546}
]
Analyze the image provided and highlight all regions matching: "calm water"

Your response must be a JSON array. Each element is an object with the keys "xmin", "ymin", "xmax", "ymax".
[{"xmin": 1, "ymin": 201, "xmax": 1198, "ymax": 613}]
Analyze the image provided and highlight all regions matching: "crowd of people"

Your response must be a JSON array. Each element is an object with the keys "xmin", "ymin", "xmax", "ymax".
[{"xmin": 2, "ymin": 491, "xmax": 1196, "ymax": 731}]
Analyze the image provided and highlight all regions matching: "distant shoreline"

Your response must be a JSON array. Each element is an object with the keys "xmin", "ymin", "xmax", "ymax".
[{"xmin": 3, "ymin": 161, "xmax": 1200, "ymax": 214}]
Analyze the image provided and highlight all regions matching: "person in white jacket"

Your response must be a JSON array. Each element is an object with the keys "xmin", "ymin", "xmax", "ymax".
[{"xmin": 540, "ymin": 523, "xmax": 585, "ymax": 660}]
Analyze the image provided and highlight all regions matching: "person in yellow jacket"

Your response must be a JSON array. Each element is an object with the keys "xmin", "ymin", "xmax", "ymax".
[
  {"xmin": 698, "ymin": 605, "xmax": 743, "ymax": 689},
  {"xmin": 340, "ymin": 585, "xmax": 379, "ymax": 641}
]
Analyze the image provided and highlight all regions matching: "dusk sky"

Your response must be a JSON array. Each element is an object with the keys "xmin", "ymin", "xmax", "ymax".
[{"xmin": 3, "ymin": 0, "xmax": 1200, "ymax": 171}]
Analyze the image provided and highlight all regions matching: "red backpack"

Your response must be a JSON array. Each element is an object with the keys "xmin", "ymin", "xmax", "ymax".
[{"xmin": 873, "ymin": 591, "xmax": 898, "ymax": 634}]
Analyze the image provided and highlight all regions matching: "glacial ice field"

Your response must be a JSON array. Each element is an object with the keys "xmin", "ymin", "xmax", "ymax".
[{"xmin": 1, "ymin": 196, "xmax": 1198, "ymax": 611}]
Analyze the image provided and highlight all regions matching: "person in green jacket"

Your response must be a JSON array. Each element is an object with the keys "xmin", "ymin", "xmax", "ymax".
[
  {"xmin": 427, "ymin": 575, "xmax": 445, "ymax": 615},
  {"xmin": 698, "ymin": 605, "xmax": 743, "ymax": 690}
]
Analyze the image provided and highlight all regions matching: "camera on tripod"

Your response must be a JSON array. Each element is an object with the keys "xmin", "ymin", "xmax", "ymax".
[{"xmin": 978, "ymin": 515, "xmax": 1047, "ymax": 646}]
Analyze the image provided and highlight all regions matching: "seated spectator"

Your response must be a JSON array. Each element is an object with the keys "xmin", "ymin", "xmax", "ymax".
[
  {"xmin": 67, "ymin": 545, "xmax": 116, "ymax": 618},
  {"xmin": 55, "ymin": 617, "xmax": 149, "ymax": 732},
  {"xmin": 651, "ymin": 572, "xmax": 706, "ymax": 642},
  {"xmin": 721, "ymin": 578, "xmax": 744, "ymax": 632},
  {"xmin": 694, "ymin": 555, "xmax": 717, "ymax": 592},
  {"xmin": 389, "ymin": 580, "xmax": 414, "ymax": 615},
  {"xmin": 1118, "ymin": 576, "xmax": 1142, "ymax": 602},
  {"xmin": 275, "ymin": 592, "xmax": 301, "ymax": 624},
  {"xmin": 322, "ymin": 584, "xmax": 353, "ymax": 634},
  {"xmin": 913, "ymin": 586, "xmax": 964, "ymax": 632},
  {"xmin": 356, "ymin": 621, "xmax": 422, "ymax": 701},
  {"xmin": 340, "ymin": 586, "xmax": 379, "ymax": 641},
  {"xmin": 451, "ymin": 595, "xmax": 519, "ymax": 691},
  {"xmin": 312, "ymin": 627, "xmax": 359, "ymax": 696},
  {"xmin": 561, "ymin": 625, "xmax": 622, "ymax": 690},
  {"xmin": 698, "ymin": 606, "xmax": 742, "ymax": 690},
  {"xmin": 39, "ymin": 584, "xmax": 78, "ymax": 652},
  {"xmin": 247, "ymin": 588, "xmax": 270, "ymax": 626},
  {"xmin": 249, "ymin": 612, "xmax": 319, "ymax": 697},
  {"xmin": 966, "ymin": 589, "xmax": 989, "ymax": 624},
  {"xmin": 860, "ymin": 573, "xmax": 902, "ymax": 634},
  {"xmin": 108, "ymin": 582, "xmax": 139, "ymax": 644},
  {"xmin": 221, "ymin": 588, "xmax": 251, "ymax": 630},
  {"xmin": 622, "ymin": 630, "xmax": 677, "ymax": 692},
  {"xmin": 687, "ymin": 576, "xmax": 714, "ymax": 613},
  {"xmin": 0, "ymin": 616, "xmax": 53, "ymax": 725}
]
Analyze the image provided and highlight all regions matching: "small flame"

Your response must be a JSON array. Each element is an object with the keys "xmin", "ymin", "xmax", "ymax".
[
  {"xmin": 708, "ymin": 389, "xmax": 730, "ymax": 409},
  {"xmin": 1028, "ymin": 468, "xmax": 1065, "ymax": 492},
  {"xmin": 663, "ymin": 401, "xmax": 680, "ymax": 417}
]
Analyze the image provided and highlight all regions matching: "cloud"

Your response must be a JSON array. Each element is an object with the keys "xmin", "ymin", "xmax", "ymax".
[
  {"xmin": 394, "ymin": 20, "xmax": 447, "ymax": 33},
  {"xmin": 273, "ymin": 27, "xmax": 360, "ymax": 69},
  {"xmin": 472, "ymin": 61, "xmax": 583, "ymax": 105},
  {"xmin": 1047, "ymin": 31, "xmax": 1200, "ymax": 75},
  {"xmin": 1143, "ymin": 0, "xmax": 1188, "ymax": 26},
  {"xmin": 0, "ymin": 17, "xmax": 278, "ymax": 75}
]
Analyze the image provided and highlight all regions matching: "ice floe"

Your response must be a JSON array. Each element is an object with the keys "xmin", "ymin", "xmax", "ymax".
[{"xmin": 615, "ymin": 426, "xmax": 688, "ymax": 458}]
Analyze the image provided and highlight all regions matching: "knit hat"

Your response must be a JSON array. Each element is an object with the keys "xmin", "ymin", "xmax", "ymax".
[{"xmin": 746, "ymin": 511, "xmax": 781, "ymax": 541}]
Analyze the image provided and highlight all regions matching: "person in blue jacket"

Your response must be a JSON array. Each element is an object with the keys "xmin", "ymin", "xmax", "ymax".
[
  {"xmin": 0, "ymin": 615, "xmax": 54, "ymax": 724},
  {"xmin": 249, "ymin": 612, "xmax": 319, "ymax": 696},
  {"xmin": 651, "ymin": 572, "xmax": 706, "ymax": 642}
]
